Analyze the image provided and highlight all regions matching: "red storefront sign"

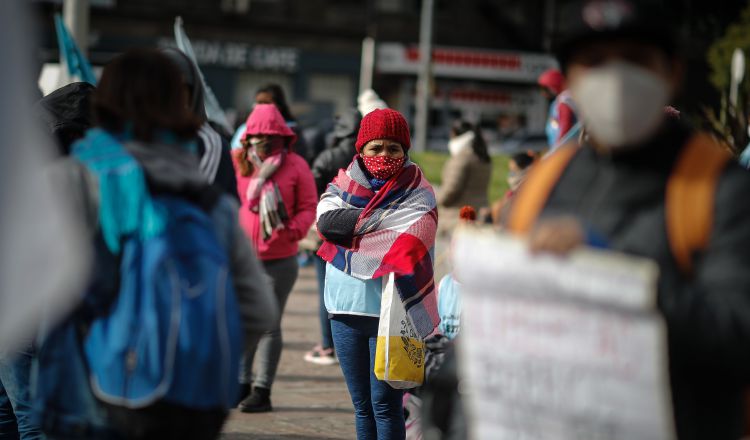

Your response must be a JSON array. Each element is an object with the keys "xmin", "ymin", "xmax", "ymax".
[{"xmin": 377, "ymin": 43, "xmax": 557, "ymax": 83}]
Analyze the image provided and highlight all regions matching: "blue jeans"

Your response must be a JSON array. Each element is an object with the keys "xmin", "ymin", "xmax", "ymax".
[
  {"xmin": 0, "ymin": 347, "xmax": 44, "ymax": 439},
  {"xmin": 0, "ymin": 380, "xmax": 19, "ymax": 439},
  {"xmin": 314, "ymin": 255, "xmax": 333, "ymax": 349},
  {"xmin": 331, "ymin": 315, "xmax": 404, "ymax": 440}
]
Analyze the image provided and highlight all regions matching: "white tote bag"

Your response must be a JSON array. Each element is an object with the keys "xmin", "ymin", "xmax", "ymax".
[{"xmin": 374, "ymin": 273, "xmax": 425, "ymax": 389}]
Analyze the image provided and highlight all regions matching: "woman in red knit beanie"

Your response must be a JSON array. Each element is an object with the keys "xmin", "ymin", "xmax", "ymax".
[{"xmin": 316, "ymin": 108, "xmax": 440, "ymax": 439}]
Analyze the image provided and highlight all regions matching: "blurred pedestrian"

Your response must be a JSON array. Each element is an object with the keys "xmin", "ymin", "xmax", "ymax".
[
  {"xmin": 302, "ymin": 107, "xmax": 363, "ymax": 366},
  {"xmin": 538, "ymin": 68, "xmax": 579, "ymax": 151},
  {"xmin": 436, "ymin": 120, "xmax": 491, "ymax": 237},
  {"xmin": 357, "ymin": 89, "xmax": 387, "ymax": 117},
  {"xmin": 507, "ymin": 1, "xmax": 750, "ymax": 438},
  {"xmin": 232, "ymin": 84, "xmax": 311, "ymax": 163},
  {"xmin": 491, "ymin": 151, "xmax": 536, "ymax": 225},
  {"xmin": 317, "ymin": 109, "xmax": 440, "ymax": 440},
  {"xmin": 233, "ymin": 103, "xmax": 317, "ymax": 412},
  {"xmin": 36, "ymin": 49, "xmax": 277, "ymax": 439},
  {"xmin": 162, "ymin": 48, "xmax": 239, "ymax": 200}
]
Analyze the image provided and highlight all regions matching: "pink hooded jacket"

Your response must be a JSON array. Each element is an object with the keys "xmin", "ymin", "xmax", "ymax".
[{"xmin": 234, "ymin": 104, "xmax": 317, "ymax": 261}]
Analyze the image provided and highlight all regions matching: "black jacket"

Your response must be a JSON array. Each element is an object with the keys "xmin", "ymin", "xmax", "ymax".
[
  {"xmin": 533, "ymin": 121, "xmax": 750, "ymax": 440},
  {"xmin": 310, "ymin": 108, "xmax": 361, "ymax": 196},
  {"xmin": 33, "ymin": 82, "xmax": 95, "ymax": 155}
]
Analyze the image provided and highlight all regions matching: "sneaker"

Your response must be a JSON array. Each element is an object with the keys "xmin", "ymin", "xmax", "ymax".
[
  {"xmin": 303, "ymin": 345, "xmax": 338, "ymax": 366},
  {"xmin": 239, "ymin": 386, "xmax": 272, "ymax": 413}
]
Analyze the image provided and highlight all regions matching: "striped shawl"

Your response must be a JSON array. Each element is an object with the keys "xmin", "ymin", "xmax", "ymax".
[{"xmin": 317, "ymin": 158, "xmax": 440, "ymax": 338}]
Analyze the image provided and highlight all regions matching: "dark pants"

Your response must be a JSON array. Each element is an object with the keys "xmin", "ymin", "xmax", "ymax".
[
  {"xmin": 108, "ymin": 403, "xmax": 225, "ymax": 440},
  {"xmin": 314, "ymin": 255, "xmax": 334, "ymax": 349},
  {"xmin": 0, "ymin": 346, "xmax": 44, "ymax": 440},
  {"xmin": 331, "ymin": 315, "xmax": 404, "ymax": 440},
  {"xmin": 241, "ymin": 256, "xmax": 299, "ymax": 389}
]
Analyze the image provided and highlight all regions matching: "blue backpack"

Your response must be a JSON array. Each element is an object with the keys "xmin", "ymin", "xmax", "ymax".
[{"xmin": 83, "ymin": 195, "xmax": 243, "ymax": 411}]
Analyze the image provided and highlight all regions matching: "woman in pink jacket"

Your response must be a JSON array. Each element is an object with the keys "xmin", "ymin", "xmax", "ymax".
[{"xmin": 233, "ymin": 103, "xmax": 318, "ymax": 412}]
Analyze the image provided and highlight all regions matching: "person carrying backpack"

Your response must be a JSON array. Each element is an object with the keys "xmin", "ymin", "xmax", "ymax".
[
  {"xmin": 506, "ymin": 2, "xmax": 750, "ymax": 439},
  {"xmin": 36, "ymin": 49, "xmax": 277, "ymax": 440}
]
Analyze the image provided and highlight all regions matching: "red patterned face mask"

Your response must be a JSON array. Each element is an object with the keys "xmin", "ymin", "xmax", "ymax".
[{"xmin": 361, "ymin": 155, "xmax": 405, "ymax": 180}]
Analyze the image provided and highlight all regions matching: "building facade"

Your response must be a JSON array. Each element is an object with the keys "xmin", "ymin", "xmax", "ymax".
[{"xmin": 35, "ymin": 0, "xmax": 745, "ymax": 150}]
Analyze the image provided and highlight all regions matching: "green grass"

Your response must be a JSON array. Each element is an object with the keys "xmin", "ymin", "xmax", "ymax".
[{"xmin": 411, "ymin": 151, "xmax": 510, "ymax": 203}]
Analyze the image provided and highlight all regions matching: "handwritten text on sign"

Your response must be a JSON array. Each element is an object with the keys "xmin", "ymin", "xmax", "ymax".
[{"xmin": 453, "ymin": 231, "xmax": 674, "ymax": 440}]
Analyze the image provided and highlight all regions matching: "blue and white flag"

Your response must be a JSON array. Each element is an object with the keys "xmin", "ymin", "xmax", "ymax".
[
  {"xmin": 174, "ymin": 16, "xmax": 233, "ymax": 134},
  {"xmin": 54, "ymin": 13, "xmax": 96, "ymax": 85}
]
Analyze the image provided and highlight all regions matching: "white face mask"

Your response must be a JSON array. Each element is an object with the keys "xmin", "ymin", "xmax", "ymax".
[{"xmin": 571, "ymin": 61, "xmax": 670, "ymax": 149}]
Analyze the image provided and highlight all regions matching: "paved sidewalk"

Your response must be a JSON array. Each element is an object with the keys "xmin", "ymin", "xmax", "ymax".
[{"xmin": 221, "ymin": 265, "xmax": 356, "ymax": 440}]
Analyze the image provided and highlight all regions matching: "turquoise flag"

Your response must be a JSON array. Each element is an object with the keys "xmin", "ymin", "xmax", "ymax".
[{"xmin": 54, "ymin": 13, "xmax": 96, "ymax": 85}]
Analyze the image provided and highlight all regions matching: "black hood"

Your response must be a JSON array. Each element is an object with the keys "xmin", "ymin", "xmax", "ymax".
[
  {"xmin": 33, "ymin": 82, "xmax": 95, "ymax": 155},
  {"xmin": 161, "ymin": 48, "xmax": 208, "ymax": 123}
]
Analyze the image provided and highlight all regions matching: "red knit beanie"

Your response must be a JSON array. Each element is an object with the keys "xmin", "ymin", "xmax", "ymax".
[{"xmin": 355, "ymin": 108, "xmax": 411, "ymax": 152}]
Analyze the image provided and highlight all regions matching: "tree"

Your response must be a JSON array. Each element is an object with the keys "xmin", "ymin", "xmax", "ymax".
[
  {"xmin": 705, "ymin": 3, "xmax": 750, "ymax": 154},
  {"xmin": 708, "ymin": 4, "xmax": 750, "ymax": 93}
]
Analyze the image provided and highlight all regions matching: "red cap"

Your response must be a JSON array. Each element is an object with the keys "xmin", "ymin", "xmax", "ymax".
[
  {"xmin": 355, "ymin": 108, "xmax": 411, "ymax": 152},
  {"xmin": 537, "ymin": 68, "xmax": 565, "ymax": 95}
]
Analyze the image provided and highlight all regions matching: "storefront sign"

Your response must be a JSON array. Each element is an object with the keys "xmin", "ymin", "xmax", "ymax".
[
  {"xmin": 377, "ymin": 42, "xmax": 556, "ymax": 83},
  {"xmin": 158, "ymin": 38, "xmax": 299, "ymax": 72}
]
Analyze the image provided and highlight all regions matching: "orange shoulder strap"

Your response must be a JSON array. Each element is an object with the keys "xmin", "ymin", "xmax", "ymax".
[
  {"xmin": 666, "ymin": 133, "xmax": 731, "ymax": 275},
  {"xmin": 507, "ymin": 146, "xmax": 579, "ymax": 234}
]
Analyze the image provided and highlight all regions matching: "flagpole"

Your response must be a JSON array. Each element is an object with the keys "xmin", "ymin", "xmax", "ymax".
[
  {"xmin": 414, "ymin": 0, "xmax": 434, "ymax": 153},
  {"xmin": 63, "ymin": 0, "xmax": 89, "ymax": 56}
]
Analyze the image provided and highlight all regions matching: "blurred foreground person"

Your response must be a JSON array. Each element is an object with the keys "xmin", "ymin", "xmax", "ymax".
[
  {"xmin": 507, "ymin": 1, "xmax": 750, "ymax": 439},
  {"xmin": 233, "ymin": 104, "xmax": 317, "ymax": 413},
  {"xmin": 437, "ymin": 120, "xmax": 491, "ymax": 237},
  {"xmin": 0, "ymin": 82, "xmax": 96, "ymax": 440},
  {"xmin": 317, "ymin": 109, "xmax": 439, "ymax": 440},
  {"xmin": 35, "ymin": 49, "xmax": 276, "ymax": 440}
]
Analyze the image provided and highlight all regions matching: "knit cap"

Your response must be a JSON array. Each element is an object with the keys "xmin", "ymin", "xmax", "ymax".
[
  {"xmin": 538, "ymin": 68, "xmax": 565, "ymax": 95},
  {"xmin": 357, "ymin": 89, "xmax": 388, "ymax": 116},
  {"xmin": 355, "ymin": 108, "xmax": 411, "ymax": 152}
]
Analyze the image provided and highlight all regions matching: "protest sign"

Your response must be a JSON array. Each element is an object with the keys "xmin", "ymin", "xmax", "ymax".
[{"xmin": 453, "ymin": 229, "xmax": 674, "ymax": 440}]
